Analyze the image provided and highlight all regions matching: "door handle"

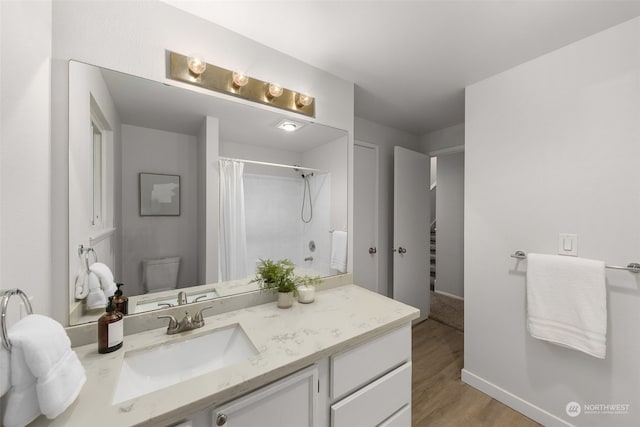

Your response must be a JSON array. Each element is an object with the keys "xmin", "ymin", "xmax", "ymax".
[
  {"xmin": 368, "ymin": 247, "xmax": 377, "ymax": 255},
  {"xmin": 398, "ymin": 247, "xmax": 407, "ymax": 254}
]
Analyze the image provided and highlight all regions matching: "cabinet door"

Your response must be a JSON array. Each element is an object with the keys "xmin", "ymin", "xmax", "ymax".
[{"xmin": 212, "ymin": 365, "xmax": 317, "ymax": 427}]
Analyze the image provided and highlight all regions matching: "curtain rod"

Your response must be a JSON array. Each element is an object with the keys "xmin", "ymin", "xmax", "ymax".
[{"xmin": 218, "ymin": 156, "xmax": 325, "ymax": 173}]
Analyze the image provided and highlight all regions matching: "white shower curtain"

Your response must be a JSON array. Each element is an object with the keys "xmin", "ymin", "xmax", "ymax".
[{"xmin": 219, "ymin": 160, "xmax": 248, "ymax": 281}]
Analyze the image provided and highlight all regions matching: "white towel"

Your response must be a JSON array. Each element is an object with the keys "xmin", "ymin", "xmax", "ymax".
[
  {"xmin": 85, "ymin": 271, "xmax": 107, "ymax": 310},
  {"xmin": 330, "ymin": 231, "xmax": 348, "ymax": 273},
  {"xmin": 74, "ymin": 268, "xmax": 89, "ymax": 300},
  {"xmin": 89, "ymin": 262, "xmax": 117, "ymax": 298},
  {"xmin": 526, "ymin": 253, "xmax": 607, "ymax": 359},
  {"xmin": 1, "ymin": 315, "xmax": 86, "ymax": 426}
]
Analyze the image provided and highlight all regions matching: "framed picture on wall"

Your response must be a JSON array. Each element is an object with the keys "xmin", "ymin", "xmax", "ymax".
[{"xmin": 139, "ymin": 173, "xmax": 181, "ymax": 216}]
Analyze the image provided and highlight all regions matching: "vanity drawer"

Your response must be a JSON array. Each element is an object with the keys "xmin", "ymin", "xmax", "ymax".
[
  {"xmin": 330, "ymin": 362, "xmax": 411, "ymax": 427},
  {"xmin": 330, "ymin": 324, "xmax": 411, "ymax": 400},
  {"xmin": 379, "ymin": 404, "xmax": 411, "ymax": 427}
]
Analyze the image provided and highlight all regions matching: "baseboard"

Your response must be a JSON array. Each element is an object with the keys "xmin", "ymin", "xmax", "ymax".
[
  {"xmin": 433, "ymin": 289, "xmax": 464, "ymax": 301},
  {"xmin": 461, "ymin": 369, "xmax": 573, "ymax": 427}
]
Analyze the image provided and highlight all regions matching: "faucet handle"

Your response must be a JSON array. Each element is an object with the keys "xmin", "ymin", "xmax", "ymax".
[
  {"xmin": 193, "ymin": 306, "xmax": 213, "ymax": 325},
  {"xmin": 158, "ymin": 315, "xmax": 178, "ymax": 331}
]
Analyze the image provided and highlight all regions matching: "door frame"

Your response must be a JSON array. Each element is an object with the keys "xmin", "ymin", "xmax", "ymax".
[{"xmin": 354, "ymin": 140, "xmax": 380, "ymax": 294}]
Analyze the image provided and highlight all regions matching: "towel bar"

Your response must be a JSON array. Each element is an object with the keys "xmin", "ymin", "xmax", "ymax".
[
  {"xmin": 1, "ymin": 288, "xmax": 34, "ymax": 351},
  {"xmin": 510, "ymin": 250, "xmax": 640, "ymax": 273}
]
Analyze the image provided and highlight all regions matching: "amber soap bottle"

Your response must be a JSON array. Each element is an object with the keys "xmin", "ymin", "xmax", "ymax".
[
  {"xmin": 98, "ymin": 296, "xmax": 124, "ymax": 354},
  {"xmin": 113, "ymin": 283, "xmax": 129, "ymax": 315}
]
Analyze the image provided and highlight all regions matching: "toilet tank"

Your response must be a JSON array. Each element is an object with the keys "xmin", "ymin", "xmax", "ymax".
[{"xmin": 142, "ymin": 256, "xmax": 181, "ymax": 293}]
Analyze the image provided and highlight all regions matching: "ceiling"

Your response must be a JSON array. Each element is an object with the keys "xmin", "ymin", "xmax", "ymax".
[{"xmin": 164, "ymin": 1, "xmax": 640, "ymax": 135}]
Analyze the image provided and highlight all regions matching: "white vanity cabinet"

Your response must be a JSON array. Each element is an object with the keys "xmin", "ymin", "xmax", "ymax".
[
  {"xmin": 173, "ymin": 324, "xmax": 412, "ymax": 427},
  {"xmin": 329, "ymin": 324, "xmax": 412, "ymax": 427},
  {"xmin": 210, "ymin": 365, "xmax": 318, "ymax": 427}
]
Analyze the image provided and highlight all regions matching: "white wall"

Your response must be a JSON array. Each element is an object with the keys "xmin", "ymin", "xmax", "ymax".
[
  {"xmin": 302, "ymin": 136, "xmax": 349, "ymax": 233},
  {"xmin": 68, "ymin": 61, "xmax": 120, "ymax": 309},
  {"xmin": 354, "ymin": 117, "xmax": 421, "ymax": 296},
  {"xmin": 464, "ymin": 17, "xmax": 640, "ymax": 427},
  {"xmin": 420, "ymin": 122, "xmax": 465, "ymax": 155},
  {"xmin": 48, "ymin": 0, "xmax": 354, "ymax": 323},
  {"xmin": 0, "ymin": 0, "xmax": 53, "ymax": 320},
  {"xmin": 197, "ymin": 116, "xmax": 219, "ymax": 285},
  {"xmin": 435, "ymin": 152, "xmax": 464, "ymax": 298},
  {"xmin": 121, "ymin": 125, "xmax": 198, "ymax": 295}
]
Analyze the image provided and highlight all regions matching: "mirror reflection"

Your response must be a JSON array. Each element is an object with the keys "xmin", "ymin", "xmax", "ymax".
[{"xmin": 68, "ymin": 61, "xmax": 348, "ymax": 325}]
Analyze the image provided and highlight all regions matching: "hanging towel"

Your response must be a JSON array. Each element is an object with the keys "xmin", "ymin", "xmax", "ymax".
[
  {"xmin": 74, "ymin": 268, "xmax": 89, "ymax": 300},
  {"xmin": 1, "ymin": 315, "xmax": 86, "ymax": 426},
  {"xmin": 85, "ymin": 271, "xmax": 107, "ymax": 310},
  {"xmin": 526, "ymin": 253, "xmax": 607, "ymax": 359},
  {"xmin": 330, "ymin": 231, "xmax": 348, "ymax": 273},
  {"xmin": 89, "ymin": 262, "xmax": 117, "ymax": 297}
]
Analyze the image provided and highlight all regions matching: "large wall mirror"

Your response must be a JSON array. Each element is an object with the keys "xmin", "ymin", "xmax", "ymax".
[{"xmin": 68, "ymin": 61, "xmax": 348, "ymax": 325}]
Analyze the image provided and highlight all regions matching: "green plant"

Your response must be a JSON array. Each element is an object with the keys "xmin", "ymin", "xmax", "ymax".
[
  {"xmin": 251, "ymin": 259, "xmax": 296, "ymax": 294},
  {"xmin": 251, "ymin": 259, "xmax": 321, "ymax": 296},
  {"xmin": 296, "ymin": 274, "xmax": 322, "ymax": 288}
]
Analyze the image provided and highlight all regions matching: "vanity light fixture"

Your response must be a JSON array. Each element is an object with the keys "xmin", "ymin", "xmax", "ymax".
[
  {"xmin": 266, "ymin": 83, "xmax": 284, "ymax": 100},
  {"xmin": 232, "ymin": 71, "xmax": 250, "ymax": 88},
  {"xmin": 295, "ymin": 93, "xmax": 313, "ymax": 108},
  {"xmin": 276, "ymin": 119, "xmax": 304, "ymax": 132},
  {"xmin": 168, "ymin": 51, "xmax": 315, "ymax": 117},
  {"xmin": 186, "ymin": 54, "xmax": 207, "ymax": 76}
]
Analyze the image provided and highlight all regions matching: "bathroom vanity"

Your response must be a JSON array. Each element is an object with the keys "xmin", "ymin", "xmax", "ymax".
[{"xmin": 31, "ymin": 284, "xmax": 419, "ymax": 426}]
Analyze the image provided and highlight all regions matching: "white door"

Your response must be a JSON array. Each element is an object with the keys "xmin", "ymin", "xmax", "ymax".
[
  {"xmin": 393, "ymin": 146, "xmax": 430, "ymax": 322},
  {"xmin": 353, "ymin": 141, "xmax": 379, "ymax": 294}
]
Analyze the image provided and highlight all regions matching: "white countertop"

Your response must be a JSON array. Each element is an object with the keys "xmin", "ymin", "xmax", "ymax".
[{"xmin": 32, "ymin": 284, "xmax": 419, "ymax": 426}]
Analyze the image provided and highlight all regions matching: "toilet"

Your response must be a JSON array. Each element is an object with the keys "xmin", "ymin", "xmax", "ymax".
[{"xmin": 142, "ymin": 256, "xmax": 181, "ymax": 293}]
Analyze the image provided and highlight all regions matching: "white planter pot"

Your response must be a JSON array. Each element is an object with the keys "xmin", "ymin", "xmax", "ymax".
[{"xmin": 277, "ymin": 291, "xmax": 294, "ymax": 308}]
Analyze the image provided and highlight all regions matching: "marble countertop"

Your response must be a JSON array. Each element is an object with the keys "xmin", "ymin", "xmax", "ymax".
[{"xmin": 32, "ymin": 284, "xmax": 419, "ymax": 426}]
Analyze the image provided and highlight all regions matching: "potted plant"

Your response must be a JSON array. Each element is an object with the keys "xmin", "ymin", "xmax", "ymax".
[{"xmin": 251, "ymin": 259, "xmax": 320, "ymax": 308}]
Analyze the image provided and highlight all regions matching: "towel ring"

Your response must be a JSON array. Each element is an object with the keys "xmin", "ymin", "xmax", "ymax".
[
  {"xmin": 78, "ymin": 245, "xmax": 98, "ymax": 273},
  {"xmin": 1, "ymin": 288, "xmax": 34, "ymax": 351}
]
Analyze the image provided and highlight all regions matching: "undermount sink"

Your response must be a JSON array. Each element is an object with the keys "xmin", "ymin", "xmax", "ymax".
[{"xmin": 112, "ymin": 323, "xmax": 258, "ymax": 404}]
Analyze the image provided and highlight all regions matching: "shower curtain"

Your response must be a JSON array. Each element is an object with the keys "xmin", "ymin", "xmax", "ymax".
[{"xmin": 219, "ymin": 160, "xmax": 248, "ymax": 281}]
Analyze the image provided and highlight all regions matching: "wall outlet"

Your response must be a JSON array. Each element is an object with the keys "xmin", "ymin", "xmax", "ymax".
[{"xmin": 558, "ymin": 233, "xmax": 578, "ymax": 256}]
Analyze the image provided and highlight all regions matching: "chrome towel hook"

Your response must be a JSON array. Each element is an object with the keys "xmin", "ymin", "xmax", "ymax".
[{"xmin": 1, "ymin": 288, "xmax": 34, "ymax": 351}]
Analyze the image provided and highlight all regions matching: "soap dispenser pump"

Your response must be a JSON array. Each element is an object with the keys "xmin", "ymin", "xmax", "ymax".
[
  {"xmin": 113, "ymin": 283, "xmax": 129, "ymax": 315},
  {"xmin": 98, "ymin": 296, "xmax": 124, "ymax": 354}
]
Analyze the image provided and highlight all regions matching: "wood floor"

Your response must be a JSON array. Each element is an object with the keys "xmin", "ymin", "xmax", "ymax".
[{"xmin": 412, "ymin": 319, "xmax": 542, "ymax": 427}]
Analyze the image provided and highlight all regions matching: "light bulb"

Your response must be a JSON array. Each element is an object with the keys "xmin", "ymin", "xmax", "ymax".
[
  {"xmin": 232, "ymin": 71, "xmax": 249, "ymax": 88},
  {"xmin": 267, "ymin": 83, "xmax": 284, "ymax": 99},
  {"xmin": 187, "ymin": 54, "xmax": 206, "ymax": 75},
  {"xmin": 295, "ymin": 93, "xmax": 313, "ymax": 107}
]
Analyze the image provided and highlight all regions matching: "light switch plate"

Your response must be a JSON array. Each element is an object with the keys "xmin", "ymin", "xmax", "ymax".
[{"xmin": 558, "ymin": 233, "xmax": 578, "ymax": 256}]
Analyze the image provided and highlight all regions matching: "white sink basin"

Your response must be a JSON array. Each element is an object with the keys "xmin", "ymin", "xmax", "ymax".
[{"xmin": 112, "ymin": 324, "xmax": 257, "ymax": 404}]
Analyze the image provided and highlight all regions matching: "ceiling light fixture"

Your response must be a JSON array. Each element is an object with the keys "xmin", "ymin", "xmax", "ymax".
[
  {"xmin": 232, "ymin": 71, "xmax": 250, "ymax": 88},
  {"xmin": 186, "ymin": 54, "xmax": 207, "ymax": 76},
  {"xmin": 267, "ymin": 83, "xmax": 284, "ymax": 100},
  {"xmin": 276, "ymin": 119, "xmax": 304, "ymax": 132}
]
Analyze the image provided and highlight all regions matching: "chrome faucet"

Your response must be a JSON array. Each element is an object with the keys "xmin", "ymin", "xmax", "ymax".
[
  {"xmin": 158, "ymin": 306, "xmax": 213, "ymax": 335},
  {"xmin": 177, "ymin": 291, "xmax": 188, "ymax": 305}
]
